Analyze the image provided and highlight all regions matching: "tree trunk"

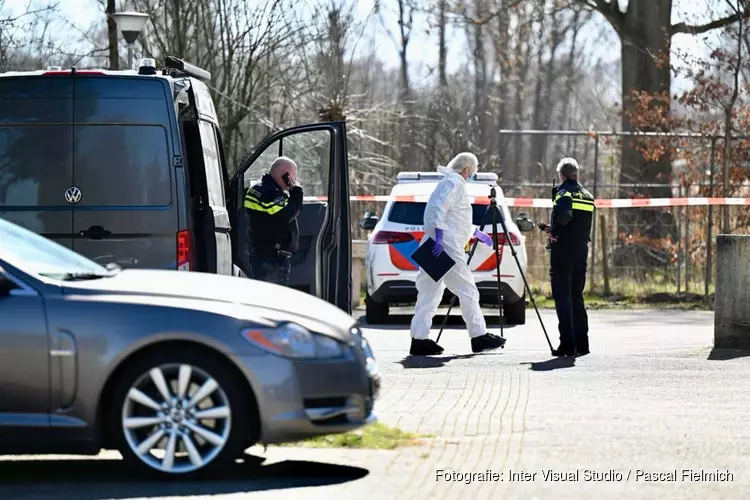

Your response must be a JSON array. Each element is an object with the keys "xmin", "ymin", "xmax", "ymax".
[
  {"xmin": 106, "ymin": 0, "xmax": 119, "ymax": 70},
  {"xmin": 513, "ymin": 18, "xmax": 533, "ymax": 181},
  {"xmin": 396, "ymin": 0, "xmax": 413, "ymax": 169},
  {"xmin": 618, "ymin": 0, "xmax": 675, "ymax": 242},
  {"xmin": 562, "ymin": 10, "xmax": 584, "ymax": 153},
  {"xmin": 438, "ymin": 0, "xmax": 447, "ymax": 88},
  {"xmin": 493, "ymin": 0, "xmax": 512, "ymax": 178},
  {"xmin": 472, "ymin": 0, "xmax": 488, "ymax": 154},
  {"xmin": 530, "ymin": 1, "xmax": 548, "ymax": 165}
]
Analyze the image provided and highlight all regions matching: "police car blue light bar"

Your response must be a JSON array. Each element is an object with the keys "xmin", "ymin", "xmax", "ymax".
[
  {"xmin": 396, "ymin": 171, "xmax": 498, "ymax": 183},
  {"xmin": 396, "ymin": 172, "xmax": 445, "ymax": 182},
  {"xmin": 469, "ymin": 172, "xmax": 498, "ymax": 183}
]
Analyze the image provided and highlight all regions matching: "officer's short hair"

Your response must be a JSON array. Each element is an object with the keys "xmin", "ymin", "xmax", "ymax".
[
  {"xmin": 270, "ymin": 156, "xmax": 297, "ymax": 172},
  {"xmin": 556, "ymin": 157, "xmax": 579, "ymax": 180}
]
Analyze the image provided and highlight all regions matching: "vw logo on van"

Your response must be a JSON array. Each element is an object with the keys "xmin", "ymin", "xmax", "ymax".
[{"xmin": 64, "ymin": 186, "xmax": 82, "ymax": 204}]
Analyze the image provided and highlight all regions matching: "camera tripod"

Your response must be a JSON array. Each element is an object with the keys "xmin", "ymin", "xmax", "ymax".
[{"xmin": 435, "ymin": 185, "xmax": 553, "ymax": 354}]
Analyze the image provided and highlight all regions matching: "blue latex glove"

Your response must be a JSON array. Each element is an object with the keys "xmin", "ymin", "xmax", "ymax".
[
  {"xmin": 474, "ymin": 228, "xmax": 493, "ymax": 247},
  {"xmin": 432, "ymin": 228, "xmax": 445, "ymax": 256}
]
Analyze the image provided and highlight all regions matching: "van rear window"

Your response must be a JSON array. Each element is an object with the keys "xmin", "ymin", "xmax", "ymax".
[
  {"xmin": 388, "ymin": 202, "xmax": 492, "ymax": 226},
  {"xmin": 74, "ymin": 125, "xmax": 170, "ymax": 206},
  {"xmin": 0, "ymin": 77, "xmax": 73, "ymax": 124},
  {"xmin": 74, "ymin": 77, "xmax": 172, "ymax": 125},
  {"xmin": 0, "ymin": 125, "xmax": 73, "ymax": 206}
]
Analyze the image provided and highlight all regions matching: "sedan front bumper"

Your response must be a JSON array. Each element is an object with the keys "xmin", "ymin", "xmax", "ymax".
[{"xmin": 232, "ymin": 346, "xmax": 380, "ymax": 445}]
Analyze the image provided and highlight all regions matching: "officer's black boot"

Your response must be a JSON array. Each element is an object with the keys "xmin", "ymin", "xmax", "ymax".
[
  {"xmin": 471, "ymin": 333, "xmax": 506, "ymax": 353},
  {"xmin": 551, "ymin": 345, "xmax": 577, "ymax": 357},
  {"xmin": 410, "ymin": 338, "xmax": 444, "ymax": 356},
  {"xmin": 575, "ymin": 342, "xmax": 590, "ymax": 356}
]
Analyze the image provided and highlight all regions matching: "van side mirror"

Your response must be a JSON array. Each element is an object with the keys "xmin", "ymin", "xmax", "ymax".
[
  {"xmin": 516, "ymin": 212, "xmax": 535, "ymax": 232},
  {"xmin": 359, "ymin": 212, "xmax": 379, "ymax": 231}
]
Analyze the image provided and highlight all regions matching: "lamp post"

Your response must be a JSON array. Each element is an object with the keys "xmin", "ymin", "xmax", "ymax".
[{"xmin": 111, "ymin": 11, "xmax": 149, "ymax": 70}]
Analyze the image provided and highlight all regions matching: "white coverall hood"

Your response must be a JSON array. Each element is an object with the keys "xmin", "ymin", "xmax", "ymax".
[
  {"xmin": 410, "ymin": 167, "xmax": 486, "ymax": 340},
  {"xmin": 423, "ymin": 170, "xmax": 474, "ymax": 253}
]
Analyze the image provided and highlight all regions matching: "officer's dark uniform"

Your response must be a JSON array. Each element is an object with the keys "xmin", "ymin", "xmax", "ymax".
[
  {"xmin": 244, "ymin": 173, "xmax": 303, "ymax": 285},
  {"xmin": 548, "ymin": 179, "xmax": 595, "ymax": 356}
]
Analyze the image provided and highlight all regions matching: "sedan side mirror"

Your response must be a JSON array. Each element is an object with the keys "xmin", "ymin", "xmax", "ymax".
[
  {"xmin": 359, "ymin": 212, "xmax": 379, "ymax": 231},
  {"xmin": 516, "ymin": 212, "xmax": 535, "ymax": 232}
]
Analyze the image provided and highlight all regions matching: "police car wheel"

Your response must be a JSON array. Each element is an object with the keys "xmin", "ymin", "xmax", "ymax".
[
  {"xmin": 504, "ymin": 295, "xmax": 526, "ymax": 325},
  {"xmin": 365, "ymin": 292, "xmax": 389, "ymax": 324}
]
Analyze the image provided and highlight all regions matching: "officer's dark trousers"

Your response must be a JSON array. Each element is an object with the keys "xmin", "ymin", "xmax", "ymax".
[
  {"xmin": 250, "ymin": 257, "xmax": 291, "ymax": 286},
  {"xmin": 550, "ymin": 242, "xmax": 589, "ymax": 352}
]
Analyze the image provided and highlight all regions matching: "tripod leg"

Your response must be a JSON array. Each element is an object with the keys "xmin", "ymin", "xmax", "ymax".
[
  {"xmin": 435, "ymin": 204, "xmax": 493, "ymax": 344},
  {"xmin": 490, "ymin": 205, "xmax": 504, "ymax": 338},
  {"xmin": 497, "ymin": 213, "xmax": 554, "ymax": 352},
  {"xmin": 434, "ymin": 296, "xmax": 456, "ymax": 344}
]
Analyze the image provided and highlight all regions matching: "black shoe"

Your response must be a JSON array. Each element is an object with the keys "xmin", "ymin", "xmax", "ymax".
[
  {"xmin": 576, "ymin": 349, "xmax": 590, "ymax": 357},
  {"xmin": 410, "ymin": 338, "xmax": 444, "ymax": 356},
  {"xmin": 551, "ymin": 347, "xmax": 577, "ymax": 357},
  {"xmin": 471, "ymin": 333, "xmax": 506, "ymax": 353}
]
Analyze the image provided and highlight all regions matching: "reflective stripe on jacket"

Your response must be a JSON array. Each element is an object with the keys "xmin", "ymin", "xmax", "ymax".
[
  {"xmin": 550, "ymin": 180, "xmax": 595, "ymax": 244},
  {"xmin": 244, "ymin": 174, "xmax": 302, "ymax": 257}
]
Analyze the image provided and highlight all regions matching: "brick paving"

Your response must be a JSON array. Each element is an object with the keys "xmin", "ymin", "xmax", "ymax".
[{"xmin": 3, "ymin": 309, "xmax": 750, "ymax": 500}]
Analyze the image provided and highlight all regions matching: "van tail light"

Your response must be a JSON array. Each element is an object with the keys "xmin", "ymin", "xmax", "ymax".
[
  {"xmin": 177, "ymin": 230, "xmax": 191, "ymax": 271},
  {"xmin": 372, "ymin": 231, "xmax": 414, "ymax": 244}
]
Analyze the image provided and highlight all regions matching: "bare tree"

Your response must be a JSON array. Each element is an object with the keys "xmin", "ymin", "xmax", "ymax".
[
  {"xmin": 0, "ymin": 0, "xmax": 60, "ymax": 70},
  {"xmin": 721, "ymin": 0, "xmax": 746, "ymax": 233},
  {"xmin": 573, "ymin": 0, "xmax": 750, "ymax": 241}
]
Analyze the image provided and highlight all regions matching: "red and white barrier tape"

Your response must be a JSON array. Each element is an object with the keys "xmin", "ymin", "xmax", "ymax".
[{"xmin": 303, "ymin": 195, "xmax": 750, "ymax": 208}]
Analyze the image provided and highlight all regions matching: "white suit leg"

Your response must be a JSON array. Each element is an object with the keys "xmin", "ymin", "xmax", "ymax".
[
  {"xmin": 442, "ymin": 256, "xmax": 486, "ymax": 338},
  {"xmin": 410, "ymin": 267, "xmax": 446, "ymax": 340}
]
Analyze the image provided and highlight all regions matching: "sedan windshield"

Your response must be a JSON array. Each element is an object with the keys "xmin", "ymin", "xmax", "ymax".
[{"xmin": 0, "ymin": 217, "xmax": 112, "ymax": 280}]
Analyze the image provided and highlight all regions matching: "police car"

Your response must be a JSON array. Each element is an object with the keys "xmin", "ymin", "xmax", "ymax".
[{"xmin": 359, "ymin": 171, "xmax": 536, "ymax": 324}]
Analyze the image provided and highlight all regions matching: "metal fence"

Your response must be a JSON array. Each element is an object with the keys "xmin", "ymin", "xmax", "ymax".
[{"xmin": 349, "ymin": 130, "xmax": 750, "ymax": 300}]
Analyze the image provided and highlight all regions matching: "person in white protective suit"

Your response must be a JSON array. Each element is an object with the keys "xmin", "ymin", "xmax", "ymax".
[{"xmin": 409, "ymin": 152, "xmax": 507, "ymax": 356}]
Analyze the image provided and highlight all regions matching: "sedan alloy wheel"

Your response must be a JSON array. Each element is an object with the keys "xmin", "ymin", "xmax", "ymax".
[{"xmin": 121, "ymin": 363, "xmax": 233, "ymax": 474}]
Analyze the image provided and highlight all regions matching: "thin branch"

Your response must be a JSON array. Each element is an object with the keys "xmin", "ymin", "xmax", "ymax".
[
  {"xmin": 574, "ymin": 0, "xmax": 624, "ymax": 33},
  {"xmin": 672, "ymin": 6, "xmax": 750, "ymax": 36}
]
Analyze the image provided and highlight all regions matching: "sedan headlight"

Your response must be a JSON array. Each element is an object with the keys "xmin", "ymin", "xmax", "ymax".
[{"xmin": 242, "ymin": 323, "xmax": 345, "ymax": 359}]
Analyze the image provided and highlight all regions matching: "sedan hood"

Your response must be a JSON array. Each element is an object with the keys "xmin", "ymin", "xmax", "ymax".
[{"xmin": 62, "ymin": 269, "xmax": 357, "ymax": 339}]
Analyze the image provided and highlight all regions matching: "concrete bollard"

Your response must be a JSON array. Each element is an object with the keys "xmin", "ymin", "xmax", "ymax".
[
  {"xmin": 714, "ymin": 234, "xmax": 750, "ymax": 349},
  {"xmin": 351, "ymin": 240, "xmax": 368, "ymax": 309}
]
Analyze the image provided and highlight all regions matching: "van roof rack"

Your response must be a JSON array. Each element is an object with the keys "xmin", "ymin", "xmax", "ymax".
[{"xmin": 163, "ymin": 56, "xmax": 211, "ymax": 82}]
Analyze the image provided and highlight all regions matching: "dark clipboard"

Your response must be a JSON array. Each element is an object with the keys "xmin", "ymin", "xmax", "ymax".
[{"xmin": 410, "ymin": 237, "xmax": 456, "ymax": 282}]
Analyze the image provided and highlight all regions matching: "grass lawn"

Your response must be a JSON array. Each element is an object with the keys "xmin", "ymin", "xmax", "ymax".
[
  {"xmin": 527, "ymin": 288, "xmax": 713, "ymax": 311},
  {"xmin": 359, "ymin": 287, "xmax": 714, "ymax": 311},
  {"xmin": 276, "ymin": 422, "xmax": 433, "ymax": 450}
]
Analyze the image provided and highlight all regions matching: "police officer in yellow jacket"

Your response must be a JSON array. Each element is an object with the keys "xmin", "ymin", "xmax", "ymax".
[
  {"xmin": 244, "ymin": 156, "xmax": 303, "ymax": 285},
  {"xmin": 545, "ymin": 157, "xmax": 595, "ymax": 356}
]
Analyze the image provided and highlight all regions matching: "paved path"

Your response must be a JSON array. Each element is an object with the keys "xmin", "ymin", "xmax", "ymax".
[{"xmin": 2, "ymin": 309, "xmax": 750, "ymax": 499}]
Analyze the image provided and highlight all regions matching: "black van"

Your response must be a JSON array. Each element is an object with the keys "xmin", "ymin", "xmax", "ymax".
[{"xmin": 0, "ymin": 57, "xmax": 352, "ymax": 312}]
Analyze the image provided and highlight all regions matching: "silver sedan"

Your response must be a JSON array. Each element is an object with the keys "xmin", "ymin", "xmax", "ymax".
[{"xmin": 0, "ymin": 217, "xmax": 380, "ymax": 478}]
